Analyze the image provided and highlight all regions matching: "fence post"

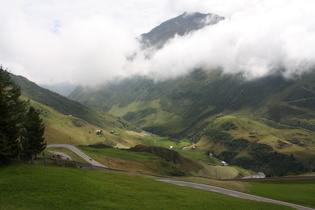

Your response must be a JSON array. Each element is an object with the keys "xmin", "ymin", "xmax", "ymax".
[
  {"xmin": 31, "ymin": 155, "xmax": 34, "ymax": 164},
  {"xmin": 43, "ymin": 153, "xmax": 46, "ymax": 165}
]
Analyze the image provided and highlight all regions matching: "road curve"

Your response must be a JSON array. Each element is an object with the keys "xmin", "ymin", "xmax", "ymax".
[
  {"xmin": 47, "ymin": 144, "xmax": 107, "ymax": 168},
  {"xmin": 158, "ymin": 179, "xmax": 314, "ymax": 210}
]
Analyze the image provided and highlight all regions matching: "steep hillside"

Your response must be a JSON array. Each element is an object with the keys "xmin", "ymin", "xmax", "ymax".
[
  {"xmin": 10, "ymin": 73, "xmax": 140, "ymax": 132},
  {"xmin": 27, "ymin": 99, "xmax": 145, "ymax": 147}
]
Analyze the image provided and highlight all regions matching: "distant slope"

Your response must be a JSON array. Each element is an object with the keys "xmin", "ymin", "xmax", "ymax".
[
  {"xmin": 70, "ymin": 69, "xmax": 301, "ymax": 136},
  {"xmin": 40, "ymin": 82, "xmax": 76, "ymax": 96}
]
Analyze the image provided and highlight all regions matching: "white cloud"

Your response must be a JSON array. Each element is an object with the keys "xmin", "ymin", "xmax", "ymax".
[
  {"xmin": 129, "ymin": 0, "xmax": 315, "ymax": 81},
  {"xmin": 0, "ymin": 0, "xmax": 315, "ymax": 85}
]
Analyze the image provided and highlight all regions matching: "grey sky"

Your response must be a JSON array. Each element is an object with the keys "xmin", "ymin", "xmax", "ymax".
[{"xmin": 1, "ymin": 0, "xmax": 314, "ymax": 85}]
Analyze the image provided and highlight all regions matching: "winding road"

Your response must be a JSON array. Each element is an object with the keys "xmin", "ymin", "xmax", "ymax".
[
  {"xmin": 158, "ymin": 179, "xmax": 314, "ymax": 210},
  {"xmin": 47, "ymin": 144, "xmax": 106, "ymax": 167},
  {"xmin": 47, "ymin": 144, "xmax": 314, "ymax": 210}
]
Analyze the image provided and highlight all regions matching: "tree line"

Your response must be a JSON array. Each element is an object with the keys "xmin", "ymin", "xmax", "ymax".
[{"xmin": 0, "ymin": 66, "xmax": 45, "ymax": 164}]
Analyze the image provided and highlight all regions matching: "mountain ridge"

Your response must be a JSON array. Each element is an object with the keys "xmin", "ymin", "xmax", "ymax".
[{"xmin": 140, "ymin": 12, "xmax": 224, "ymax": 49}]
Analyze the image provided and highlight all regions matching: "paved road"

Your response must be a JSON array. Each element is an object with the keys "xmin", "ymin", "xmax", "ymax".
[
  {"xmin": 158, "ymin": 179, "xmax": 314, "ymax": 210},
  {"xmin": 48, "ymin": 151, "xmax": 72, "ymax": 160},
  {"xmin": 47, "ymin": 144, "xmax": 107, "ymax": 167}
]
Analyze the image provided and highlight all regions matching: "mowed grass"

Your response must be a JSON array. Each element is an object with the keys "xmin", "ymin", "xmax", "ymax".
[
  {"xmin": 0, "ymin": 163, "xmax": 293, "ymax": 210},
  {"xmin": 77, "ymin": 146, "xmax": 162, "ymax": 175},
  {"xmin": 78, "ymin": 146, "xmax": 157, "ymax": 162},
  {"xmin": 246, "ymin": 178, "xmax": 315, "ymax": 208}
]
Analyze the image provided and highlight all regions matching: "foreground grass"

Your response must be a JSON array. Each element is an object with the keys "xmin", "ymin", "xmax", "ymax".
[
  {"xmin": 246, "ymin": 179, "xmax": 315, "ymax": 208},
  {"xmin": 177, "ymin": 176, "xmax": 315, "ymax": 208},
  {"xmin": 0, "ymin": 164, "xmax": 292, "ymax": 210}
]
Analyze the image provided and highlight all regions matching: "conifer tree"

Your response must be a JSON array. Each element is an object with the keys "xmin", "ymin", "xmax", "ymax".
[
  {"xmin": 20, "ymin": 106, "xmax": 46, "ymax": 160},
  {"xmin": 0, "ymin": 66, "xmax": 27, "ymax": 164}
]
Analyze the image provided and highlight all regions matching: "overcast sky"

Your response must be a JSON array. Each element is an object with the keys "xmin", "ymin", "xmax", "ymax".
[{"xmin": 1, "ymin": 0, "xmax": 315, "ymax": 85}]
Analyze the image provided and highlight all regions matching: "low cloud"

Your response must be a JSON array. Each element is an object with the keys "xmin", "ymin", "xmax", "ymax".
[
  {"xmin": 1, "ymin": 0, "xmax": 315, "ymax": 85},
  {"xmin": 129, "ymin": 0, "xmax": 315, "ymax": 81}
]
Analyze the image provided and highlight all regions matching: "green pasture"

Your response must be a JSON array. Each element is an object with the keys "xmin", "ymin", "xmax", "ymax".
[
  {"xmin": 0, "ymin": 163, "xmax": 293, "ymax": 210},
  {"xmin": 78, "ymin": 146, "xmax": 158, "ymax": 162},
  {"xmin": 246, "ymin": 178, "xmax": 315, "ymax": 208}
]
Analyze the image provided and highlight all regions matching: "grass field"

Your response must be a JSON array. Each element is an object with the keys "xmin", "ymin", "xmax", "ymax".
[
  {"xmin": 177, "ymin": 176, "xmax": 315, "ymax": 209},
  {"xmin": 77, "ymin": 146, "xmax": 162, "ymax": 175},
  {"xmin": 246, "ymin": 179, "xmax": 315, "ymax": 208},
  {"xmin": 78, "ymin": 146, "xmax": 158, "ymax": 162},
  {"xmin": 0, "ymin": 163, "xmax": 293, "ymax": 210}
]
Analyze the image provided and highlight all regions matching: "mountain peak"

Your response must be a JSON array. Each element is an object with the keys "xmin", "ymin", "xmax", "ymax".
[{"xmin": 140, "ymin": 12, "xmax": 224, "ymax": 49}]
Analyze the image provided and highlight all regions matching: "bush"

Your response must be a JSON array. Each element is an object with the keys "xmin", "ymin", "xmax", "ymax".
[{"xmin": 220, "ymin": 121, "xmax": 237, "ymax": 131}]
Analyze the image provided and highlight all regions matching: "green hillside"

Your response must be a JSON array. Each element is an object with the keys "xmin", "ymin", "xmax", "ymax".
[
  {"xmin": 0, "ymin": 163, "xmax": 293, "ymax": 210},
  {"xmin": 70, "ymin": 69, "xmax": 307, "ymax": 137},
  {"xmin": 10, "ymin": 74, "xmax": 140, "ymax": 132},
  {"xmin": 191, "ymin": 114, "xmax": 315, "ymax": 176},
  {"xmin": 69, "ymin": 70, "xmax": 315, "ymax": 175},
  {"xmin": 9, "ymin": 73, "xmax": 149, "ymax": 148},
  {"xmin": 27, "ymin": 98, "xmax": 147, "ymax": 147}
]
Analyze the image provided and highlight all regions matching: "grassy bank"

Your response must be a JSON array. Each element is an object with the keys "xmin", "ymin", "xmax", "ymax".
[
  {"xmin": 247, "ymin": 179, "xmax": 315, "ymax": 208},
  {"xmin": 0, "ymin": 163, "xmax": 292, "ymax": 210}
]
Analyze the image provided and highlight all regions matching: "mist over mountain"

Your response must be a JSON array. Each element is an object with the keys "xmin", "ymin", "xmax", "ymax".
[
  {"xmin": 70, "ymin": 68, "xmax": 315, "ymax": 136},
  {"xmin": 40, "ymin": 82, "xmax": 76, "ymax": 97},
  {"xmin": 140, "ymin": 12, "xmax": 224, "ymax": 49},
  {"xmin": 3, "ymin": 1, "xmax": 315, "ymax": 85},
  {"xmin": 68, "ymin": 12, "xmax": 315, "ymax": 174}
]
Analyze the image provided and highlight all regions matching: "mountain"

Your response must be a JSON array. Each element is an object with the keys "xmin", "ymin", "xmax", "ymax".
[
  {"xmin": 140, "ymin": 12, "xmax": 224, "ymax": 49},
  {"xmin": 68, "ymin": 12, "xmax": 315, "ymax": 175},
  {"xmin": 69, "ymin": 69, "xmax": 315, "ymax": 175},
  {"xmin": 71, "ymin": 69, "xmax": 314, "ymax": 136}
]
